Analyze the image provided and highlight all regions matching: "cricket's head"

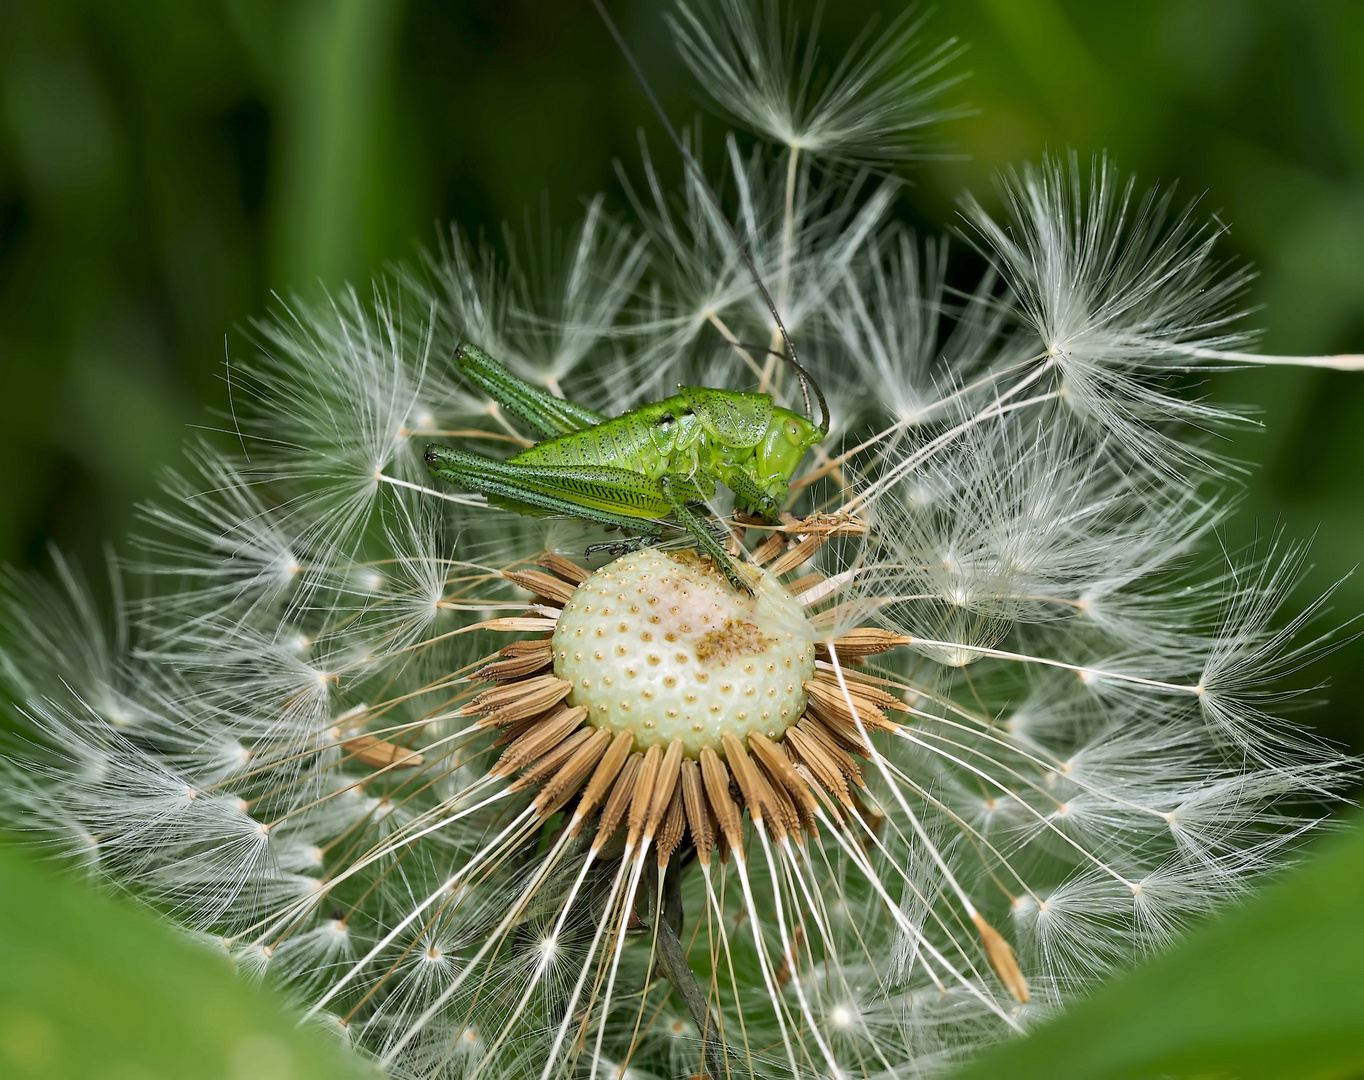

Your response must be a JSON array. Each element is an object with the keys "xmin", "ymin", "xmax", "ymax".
[{"xmin": 758, "ymin": 407, "xmax": 824, "ymax": 487}]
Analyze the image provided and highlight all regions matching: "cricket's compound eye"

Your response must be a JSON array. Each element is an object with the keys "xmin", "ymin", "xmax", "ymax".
[
  {"xmin": 552, "ymin": 550, "xmax": 815, "ymax": 756},
  {"xmin": 784, "ymin": 416, "xmax": 805, "ymax": 446}
]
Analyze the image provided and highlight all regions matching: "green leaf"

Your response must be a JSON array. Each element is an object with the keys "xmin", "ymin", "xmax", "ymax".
[
  {"xmin": 0, "ymin": 846, "xmax": 375, "ymax": 1080},
  {"xmin": 949, "ymin": 820, "xmax": 1364, "ymax": 1080}
]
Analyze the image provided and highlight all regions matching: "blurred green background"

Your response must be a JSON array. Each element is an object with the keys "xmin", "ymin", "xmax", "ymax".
[{"xmin": 0, "ymin": 0, "xmax": 1360, "ymax": 747}]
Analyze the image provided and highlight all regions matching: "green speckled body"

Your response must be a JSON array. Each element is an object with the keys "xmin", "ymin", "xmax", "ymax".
[
  {"xmin": 424, "ymin": 344, "xmax": 824, "ymax": 592},
  {"xmin": 505, "ymin": 390, "xmax": 773, "ymax": 514}
]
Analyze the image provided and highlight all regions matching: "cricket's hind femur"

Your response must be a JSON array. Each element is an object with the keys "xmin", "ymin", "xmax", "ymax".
[{"xmin": 551, "ymin": 550, "xmax": 816, "ymax": 756}]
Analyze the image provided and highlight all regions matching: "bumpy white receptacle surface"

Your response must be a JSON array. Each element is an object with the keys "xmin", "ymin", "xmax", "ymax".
[{"xmin": 552, "ymin": 549, "xmax": 815, "ymax": 756}]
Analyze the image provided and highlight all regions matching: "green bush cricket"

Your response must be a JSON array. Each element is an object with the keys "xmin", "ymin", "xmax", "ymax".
[
  {"xmin": 424, "ymin": 1, "xmax": 831, "ymax": 596},
  {"xmin": 423, "ymin": 343, "xmax": 829, "ymax": 595}
]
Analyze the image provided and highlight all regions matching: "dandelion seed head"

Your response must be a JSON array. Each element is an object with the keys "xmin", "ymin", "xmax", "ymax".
[{"xmin": 0, "ymin": 3, "xmax": 1354, "ymax": 1077}]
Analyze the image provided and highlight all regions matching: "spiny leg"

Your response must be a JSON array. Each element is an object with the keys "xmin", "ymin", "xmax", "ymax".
[
  {"xmin": 425, "ymin": 445, "xmax": 670, "ymax": 532},
  {"xmin": 718, "ymin": 464, "xmax": 782, "ymax": 524},
  {"xmin": 660, "ymin": 476, "xmax": 752, "ymax": 596},
  {"xmin": 455, "ymin": 343, "xmax": 605, "ymax": 438},
  {"xmin": 584, "ymin": 533, "xmax": 653, "ymax": 561}
]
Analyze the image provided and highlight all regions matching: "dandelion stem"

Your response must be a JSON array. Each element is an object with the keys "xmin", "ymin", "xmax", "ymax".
[{"xmin": 645, "ymin": 855, "xmax": 725, "ymax": 1080}]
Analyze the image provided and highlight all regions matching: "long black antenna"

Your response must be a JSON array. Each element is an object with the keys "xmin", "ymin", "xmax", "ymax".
[{"xmin": 591, "ymin": 0, "xmax": 830, "ymax": 437}]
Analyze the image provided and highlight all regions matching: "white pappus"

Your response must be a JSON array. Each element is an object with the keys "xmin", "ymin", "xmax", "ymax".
[{"xmin": 0, "ymin": 3, "xmax": 1358, "ymax": 1079}]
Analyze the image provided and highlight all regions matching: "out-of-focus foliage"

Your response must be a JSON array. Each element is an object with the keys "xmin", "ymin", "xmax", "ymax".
[
  {"xmin": 0, "ymin": 842, "xmax": 375, "ymax": 1079},
  {"xmin": 0, "ymin": 0, "xmax": 1360, "ymax": 745},
  {"xmin": 947, "ymin": 817, "xmax": 1364, "ymax": 1080}
]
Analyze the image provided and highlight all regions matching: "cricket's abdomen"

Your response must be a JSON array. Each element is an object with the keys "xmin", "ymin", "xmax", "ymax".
[
  {"xmin": 503, "ymin": 394, "xmax": 762, "ymax": 514},
  {"xmin": 510, "ymin": 398, "xmax": 689, "ymax": 476}
]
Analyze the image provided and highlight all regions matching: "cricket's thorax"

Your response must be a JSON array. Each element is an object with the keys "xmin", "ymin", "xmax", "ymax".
[{"xmin": 551, "ymin": 549, "xmax": 816, "ymax": 756}]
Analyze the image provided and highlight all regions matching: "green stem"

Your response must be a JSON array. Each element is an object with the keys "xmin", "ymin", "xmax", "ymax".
[{"xmin": 643, "ymin": 855, "xmax": 724, "ymax": 1080}]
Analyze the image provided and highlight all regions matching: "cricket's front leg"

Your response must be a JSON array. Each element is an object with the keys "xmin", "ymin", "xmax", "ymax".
[
  {"xmin": 584, "ymin": 534, "xmax": 652, "ymax": 560},
  {"xmin": 720, "ymin": 465, "xmax": 784, "ymax": 524},
  {"xmin": 659, "ymin": 476, "xmax": 752, "ymax": 596}
]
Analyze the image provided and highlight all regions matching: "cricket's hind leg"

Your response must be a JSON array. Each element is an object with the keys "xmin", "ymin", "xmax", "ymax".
[
  {"xmin": 454, "ymin": 343, "xmax": 605, "ymax": 439},
  {"xmin": 586, "ymin": 515, "xmax": 731, "ymax": 569}
]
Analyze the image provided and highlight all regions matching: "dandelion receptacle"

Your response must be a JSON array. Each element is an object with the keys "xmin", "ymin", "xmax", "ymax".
[{"xmin": 0, "ymin": 2, "xmax": 1359, "ymax": 1078}]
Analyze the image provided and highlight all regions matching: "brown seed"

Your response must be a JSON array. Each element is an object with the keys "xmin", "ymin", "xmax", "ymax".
[
  {"xmin": 756, "ymin": 760, "xmax": 799, "ymax": 838},
  {"xmin": 503, "ymin": 568, "xmax": 577, "ymax": 607},
  {"xmin": 573, "ymin": 730, "xmax": 634, "ymax": 828},
  {"xmin": 803, "ymin": 679, "xmax": 894, "ymax": 740},
  {"xmin": 796, "ymin": 717, "xmax": 865, "ymax": 784},
  {"xmin": 748, "ymin": 732, "xmax": 820, "ymax": 824},
  {"xmin": 783, "ymin": 724, "xmax": 853, "ymax": 806},
  {"xmin": 494, "ymin": 708, "xmax": 553, "ymax": 748},
  {"xmin": 801, "ymin": 697, "xmax": 873, "ymax": 755},
  {"xmin": 750, "ymin": 533, "xmax": 787, "ymax": 566},
  {"xmin": 790, "ymin": 759, "xmax": 845, "ymax": 825},
  {"xmin": 341, "ymin": 734, "xmax": 425, "ymax": 769},
  {"xmin": 593, "ymin": 752, "xmax": 642, "ymax": 851},
  {"xmin": 509, "ymin": 727, "xmax": 595, "ymax": 792},
  {"xmin": 699, "ymin": 747, "xmax": 744, "ymax": 856},
  {"xmin": 720, "ymin": 732, "xmax": 787, "ymax": 840},
  {"xmin": 680, "ymin": 759, "xmax": 715, "ymax": 865},
  {"xmin": 465, "ymin": 675, "xmax": 573, "ymax": 728},
  {"xmin": 972, "ymin": 911, "xmax": 1030, "ymax": 1003},
  {"xmin": 807, "ymin": 672, "xmax": 901, "ymax": 715},
  {"xmin": 487, "ymin": 636, "xmax": 553, "ymax": 662},
  {"xmin": 463, "ymin": 674, "xmax": 552, "ymax": 714},
  {"xmin": 473, "ymin": 638, "xmax": 555, "ymax": 682},
  {"xmin": 656, "ymin": 781, "xmax": 687, "ymax": 868},
  {"xmin": 812, "ymin": 664, "xmax": 904, "ymax": 707},
  {"xmin": 768, "ymin": 532, "xmax": 829, "ymax": 577},
  {"xmin": 627, "ymin": 745, "xmax": 664, "ymax": 847},
  {"xmin": 533, "ymin": 728, "xmax": 612, "ymax": 817},
  {"xmin": 643, "ymin": 740, "xmax": 685, "ymax": 843},
  {"xmin": 537, "ymin": 552, "xmax": 590, "ymax": 585},
  {"xmin": 814, "ymin": 628, "xmax": 912, "ymax": 661},
  {"xmin": 492, "ymin": 705, "xmax": 586, "ymax": 777},
  {"xmin": 785, "ymin": 572, "xmax": 824, "ymax": 596}
]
